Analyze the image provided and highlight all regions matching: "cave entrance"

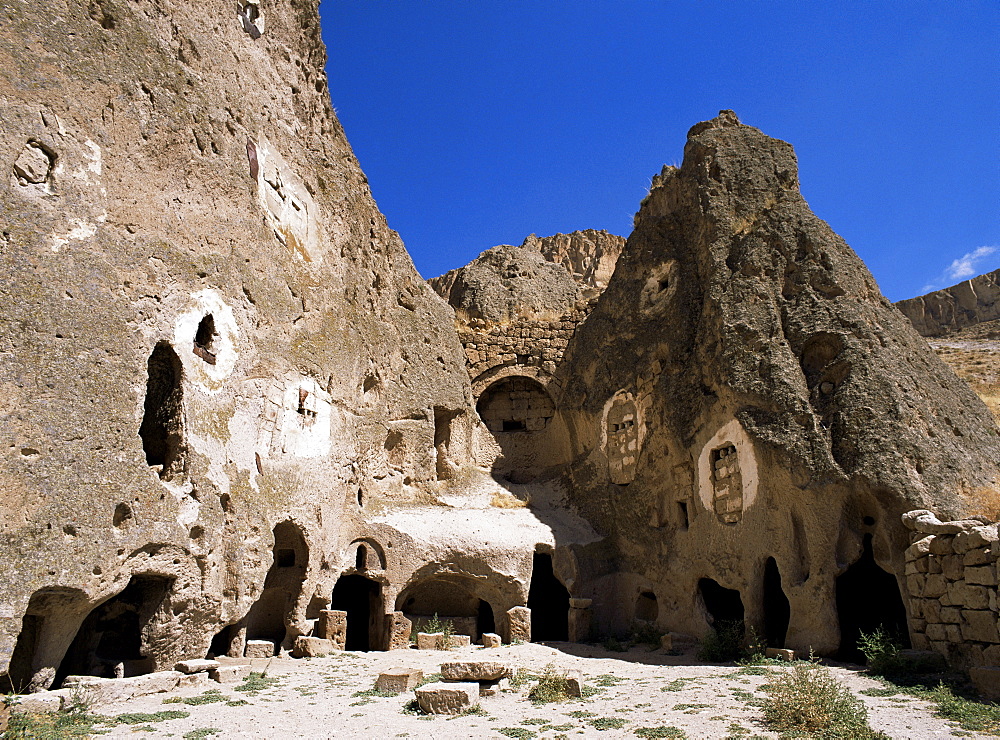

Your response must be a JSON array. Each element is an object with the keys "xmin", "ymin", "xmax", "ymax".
[
  {"xmin": 54, "ymin": 575, "xmax": 173, "ymax": 688},
  {"xmin": 244, "ymin": 521, "xmax": 308, "ymax": 655},
  {"xmin": 698, "ymin": 577, "xmax": 745, "ymax": 639},
  {"xmin": 763, "ymin": 558, "xmax": 790, "ymax": 649},
  {"xmin": 331, "ymin": 575, "xmax": 383, "ymax": 651},
  {"xmin": 139, "ymin": 342, "xmax": 186, "ymax": 481},
  {"xmin": 477, "ymin": 599, "xmax": 496, "ymax": 639},
  {"xmin": 836, "ymin": 533, "xmax": 908, "ymax": 662},
  {"xmin": 396, "ymin": 577, "xmax": 494, "ymax": 642},
  {"xmin": 527, "ymin": 552, "xmax": 569, "ymax": 642}
]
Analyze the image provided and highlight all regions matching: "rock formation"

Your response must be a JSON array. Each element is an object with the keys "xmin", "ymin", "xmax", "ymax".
[
  {"xmin": 552, "ymin": 111, "xmax": 1000, "ymax": 653},
  {"xmin": 896, "ymin": 268, "xmax": 1000, "ymax": 336},
  {"xmin": 2, "ymin": 0, "xmax": 999, "ymax": 696}
]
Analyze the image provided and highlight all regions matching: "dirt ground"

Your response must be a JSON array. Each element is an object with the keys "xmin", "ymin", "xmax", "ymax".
[
  {"xmin": 81, "ymin": 641, "xmax": 979, "ymax": 739},
  {"xmin": 930, "ymin": 322, "xmax": 1000, "ymax": 424}
]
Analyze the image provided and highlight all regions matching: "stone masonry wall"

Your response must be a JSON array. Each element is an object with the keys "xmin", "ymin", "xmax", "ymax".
[{"xmin": 903, "ymin": 510, "xmax": 1000, "ymax": 667}]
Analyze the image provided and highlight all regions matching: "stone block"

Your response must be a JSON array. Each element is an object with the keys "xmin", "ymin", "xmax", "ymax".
[
  {"xmin": 909, "ymin": 618, "xmax": 927, "ymax": 633},
  {"xmin": 965, "ymin": 548, "xmax": 995, "ymax": 567},
  {"xmin": 317, "ymin": 610, "xmax": 347, "ymax": 649},
  {"xmin": 929, "ymin": 640, "xmax": 949, "ymax": 656},
  {"xmin": 444, "ymin": 634, "xmax": 471, "ymax": 649},
  {"xmin": 984, "ymin": 644, "xmax": 1000, "ymax": 665},
  {"xmin": 9, "ymin": 690, "xmax": 67, "ymax": 713},
  {"xmin": 940, "ymin": 607, "xmax": 962, "ymax": 624},
  {"xmin": 913, "ymin": 557, "xmax": 930, "ymax": 573},
  {"xmin": 906, "ymin": 536, "xmax": 933, "ymax": 559},
  {"xmin": 568, "ymin": 605, "xmax": 592, "ymax": 642},
  {"xmin": 292, "ymin": 636, "xmax": 334, "ymax": 658},
  {"xmin": 210, "ymin": 665, "xmax": 252, "ymax": 684},
  {"xmin": 923, "ymin": 574, "xmax": 948, "ymax": 598},
  {"xmin": 441, "ymin": 661, "xmax": 513, "ymax": 682},
  {"xmin": 62, "ymin": 671, "xmax": 183, "ymax": 707},
  {"xmin": 966, "ymin": 566, "xmax": 998, "ymax": 587},
  {"xmin": 949, "ymin": 583, "xmax": 991, "ymax": 610},
  {"xmin": 928, "ymin": 557, "xmax": 943, "ymax": 574},
  {"xmin": 507, "ymin": 606, "xmax": 531, "ymax": 643},
  {"xmin": 375, "ymin": 667, "xmax": 423, "ymax": 693},
  {"xmin": 385, "ymin": 611, "xmax": 412, "ymax": 651},
  {"xmin": 925, "ymin": 623, "xmax": 947, "ymax": 641},
  {"xmin": 923, "ymin": 600, "xmax": 942, "ymax": 623},
  {"xmin": 942, "ymin": 556, "xmax": 964, "ymax": 581},
  {"xmin": 481, "ymin": 632, "xmax": 502, "ymax": 648},
  {"xmin": 765, "ymin": 648, "xmax": 795, "ymax": 661},
  {"xmin": 416, "ymin": 632, "xmax": 443, "ymax": 650},
  {"xmin": 910, "ymin": 599, "xmax": 925, "ymax": 619},
  {"xmin": 174, "ymin": 659, "xmax": 220, "ymax": 674},
  {"xmin": 415, "ymin": 681, "xmax": 479, "ymax": 714},
  {"xmin": 663, "ymin": 632, "xmax": 698, "ymax": 652},
  {"xmin": 971, "ymin": 667, "xmax": 1000, "ymax": 701},
  {"xmin": 178, "ymin": 673, "xmax": 212, "ymax": 689},
  {"xmin": 930, "ymin": 536, "xmax": 955, "ymax": 555},
  {"xmin": 479, "ymin": 678, "xmax": 510, "ymax": 696},
  {"xmin": 946, "ymin": 624, "xmax": 962, "ymax": 643},
  {"xmin": 564, "ymin": 670, "xmax": 584, "ymax": 697},
  {"xmin": 245, "ymin": 640, "xmax": 276, "ymax": 658},
  {"xmin": 962, "ymin": 610, "xmax": 1000, "ymax": 643},
  {"xmin": 906, "ymin": 574, "xmax": 926, "ymax": 597}
]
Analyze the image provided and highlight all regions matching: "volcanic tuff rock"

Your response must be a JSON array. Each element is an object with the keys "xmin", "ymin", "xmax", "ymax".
[
  {"xmin": 555, "ymin": 111, "xmax": 1000, "ymax": 650},
  {"xmin": 429, "ymin": 230, "xmax": 625, "ymax": 323},
  {"xmin": 0, "ymin": 0, "xmax": 491, "ymax": 688},
  {"xmin": 896, "ymin": 268, "xmax": 1000, "ymax": 337}
]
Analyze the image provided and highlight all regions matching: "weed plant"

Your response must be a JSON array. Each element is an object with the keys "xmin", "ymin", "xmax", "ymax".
[
  {"xmin": 697, "ymin": 620, "xmax": 745, "ymax": 662},
  {"xmin": 527, "ymin": 664, "xmax": 571, "ymax": 704},
  {"xmin": 760, "ymin": 663, "xmax": 888, "ymax": 739}
]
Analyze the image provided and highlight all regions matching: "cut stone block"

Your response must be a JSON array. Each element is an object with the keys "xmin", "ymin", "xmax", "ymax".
[
  {"xmin": 291, "ymin": 636, "xmax": 334, "ymax": 658},
  {"xmin": 174, "ymin": 659, "xmax": 220, "ymax": 674},
  {"xmin": 480, "ymin": 678, "xmax": 510, "ymax": 696},
  {"xmin": 9, "ymin": 690, "xmax": 68, "ymax": 713},
  {"xmin": 971, "ymin": 666, "xmax": 1000, "ymax": 701},
  {"xmin": 375, "ymin": 667, "xmax": 423, "ymax": 693},
  {"xmin": 385, "ymin": 611, "xmax": 412, "ymax": 651},
  {"xmin": 481, "ymin": 632, "xmax": 502, "ymax": 648},
  {"xmin": 210, "ymin": 664, "xmax": 253, "ymax": 684},
  {"xmin": 245, "ymin": 640, "xmax": 277, "ymax": 658},
  {"xmin": 317, "ymin": 610, "xmax": 347, "ymax": 650},
  {"xmin": 440, "ymin": 661, "xmax": 513, "ymax": 682},
  {"xmin": 416, "ymin": 632, "xmax": 443, "ymax": 650},
  {"xmin": 896, "ymin": 649, "xmax": 948, "ymax": 673},
  {"xmin": 564, "ymin": 670, "xmax": 584, "ymax": 697},
  {"xmin": 445, "ymin": 634, "xmax": 471, "ymax": 649},
  {"xmin": 178, "ymin": 673, "xmax": 212, "ymax": 689},
  {"xmin": 415, "ymin": 681, "xmax": 479, "ymax": 714},
  {"xmin": 765, "ymin": 648, "xmax": 796, "ymax": 661},
  {"xmin": 507, "ymin": 606, "xmax": 531, "ymax": 643},
  {"xmin": 60, "ymin": 671, "xmax": 183, "ymax": 707}
]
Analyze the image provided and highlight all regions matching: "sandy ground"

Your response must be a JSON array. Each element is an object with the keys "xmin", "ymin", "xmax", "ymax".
[{"xmin": 83, "ymin": 642, "xmax": 979, "ymax": 739}]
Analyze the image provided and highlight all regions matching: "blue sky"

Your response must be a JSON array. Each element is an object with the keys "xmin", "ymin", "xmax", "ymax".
[{"xmin": 319, "ymin": 1, "xmax": 998, "ymax": 302}]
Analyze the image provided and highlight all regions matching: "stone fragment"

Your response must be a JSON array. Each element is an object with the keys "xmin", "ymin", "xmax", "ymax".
[
  {"xmin": 292, "ymin": 636, "xmax": 334, "ymax": 658},
  {"xmin": 506, "ymin": 607, "xmax": 531, "ymax": 643},
  {"xmin": 440, "ymin": 661, "xmax": 513, "ymax": 682},
  {"xmin": 903, "ymin": 511, "xmax": 981, "ymax": 536},
  {"xmin": 564, "ymin": 670, "xmax": 584, "ymax": 697},
  {"xmin": 210, "ymin": 665, "xmax": 252, "ymax": 684},
  {"xmin": 444, "ymin": 634, "xmax": 472, "ymax": 649},
  {"xmin": 9, "ymin": 690, "xmax": 67, "ymax": 713},
  {"xmin": 481, "ymin": 632, "xmax": 502, "ymax": 648},
  {"xmin": 967, "ymin": 566, "xmax": 999, "ymax": 587},
  {"xmin": 479, "ymin": 678, "xmax": 510, "ymax": 696},
  {"xmin": 12, "ymin": 141, "xmax": 52, "ymax": 185},
  {"xmin": 905, "ymin": 536, "xmax": 934, "ymax": 559},
  {"xmin": 318, "ymin": 610, "xmax": 347, "ymax": 649},
  {"xmin": 765, "ymin": 648, "xmax": 796, "ymax": 661},
  {"xmin": 60, "ymin": 671, "xmax": 183, "ymax": 707},
  {"xmin": 179, "ymin": 673, "xmax": 212, "ymax": 689},
  {"xmin": 940, "ymin": 607, "xmax": 962, "ymax": 624},
  {"xmin": 414, "ymin": 681, "xmax": 479, "ymax": 714},
  {"xmin": 929, "ymin": 537, "xmax": 955, "ymax": 556},
  {"xmin": 941, "ymin": 555, "xmax": 964, "ymax": 581},
  {"xmin": 385, "ymin": 611, "xmax": 412, "ymax": 650},
  {"xmin": 965, "ymin": 547, "xmax": 995, "ymax": 567},
  {"xmin": 925, "ymin": 623, "xmax": 947, "ymax": 641},
  {"xmin": 375, "ymin": 667, "xmax": 423, "ymax": 693},
  {"xmin": 922, "ymin": 574, "xmax": 948, "ymax": 598},
  {"xmin": 971, "ymin": 667, "xmax": 1000, "ymax": 701},
  {"xmin": 896, "ymin": 649, "xmax": 948, "ymax": 673},
  {"xmin": 906, "ymin": 573, "xmax": 926, "ymax": 597},
  {"xmin": 174, "ymin": 659, "xmax": 220, "ymax": 674},
  {"xmin": 245, "ymin": 640, "xmax": 276, "ymax": 658}
]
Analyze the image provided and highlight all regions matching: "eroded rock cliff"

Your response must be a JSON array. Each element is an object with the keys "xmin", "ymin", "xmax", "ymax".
[{"xmin": 896, "ymin": 269, "xmax": 1000, "ymax": 337}]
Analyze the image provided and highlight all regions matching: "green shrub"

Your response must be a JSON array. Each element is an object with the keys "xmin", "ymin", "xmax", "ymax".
[
  {"xmin": 602, "ymin": 637, "xmax": 627, "ymax": 652},
  {"xmin": 760, "ymin": 664, "xmax": 888, "ymax": 739},
  {"xmin": 697, "ymin": 620, "xmax": 745, "ymax": 662},
  {"xmin": 858, "ymin": 628, "xmax": 904, "ymax": 676},
  {"xmin": 527, "ymin": 664, "xmax": 571, "ymax": 704}
]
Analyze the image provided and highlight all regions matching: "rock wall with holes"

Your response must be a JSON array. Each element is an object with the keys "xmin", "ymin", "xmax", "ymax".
[
  {"xmin": 896, "ymin": 268, "xmax": 1000, "ymax": 337},
  {"xmin": 0, "ymin": 0, "xmax": 525, "ymax": 691},
  {"xmin": 553, "ymin": 112, "xmax": 1000, "ymax": 655},
  {"xmin": 903, "ymin": 510, "xmax": 1000, "ymax": 668}
]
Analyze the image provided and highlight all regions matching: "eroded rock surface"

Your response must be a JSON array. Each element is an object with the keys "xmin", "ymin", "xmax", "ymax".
[{"xmin": 897, "ymin": 269, "xmax": 1000, "ymax": 336}]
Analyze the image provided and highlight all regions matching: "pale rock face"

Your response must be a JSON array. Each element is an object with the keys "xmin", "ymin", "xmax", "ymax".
[{"xmin": 896, "ymin": 269, "xmax": 1000, "ymax": 336}]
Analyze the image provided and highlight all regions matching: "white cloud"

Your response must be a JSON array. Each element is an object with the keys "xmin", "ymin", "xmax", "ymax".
[{"xmin": 945, "ymin": 245, "xmax": 997, "ymax": 281}]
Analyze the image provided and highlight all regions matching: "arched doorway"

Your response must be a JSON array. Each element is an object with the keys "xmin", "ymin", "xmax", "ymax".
[
  {"xmin": 396, "ymin": 577, "xmax": 494, "ymax": 642},
  {"xmin": 331, "ymin": 575, "xmax": 383, "ymax": 651},
  {"xmin": 836, "ymin": 534, "xmax": 908, "ymax": 662},
  {"xmin": 699, "ymin": 577, "xmax": 744, "ymax": 639},
  {"xmin": 527, "ymin": 553, "xmax": 569, "ymax": 642},
  {"xmin": 476, "ymin": 375, "xmax": 556, "ymax": 483}
]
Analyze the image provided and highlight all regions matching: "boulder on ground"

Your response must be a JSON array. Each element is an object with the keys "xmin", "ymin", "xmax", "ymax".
[
  {"xmin": 440, "ymin": 661, "xmax": 513, "ymax": 682},
  {"xmin": 375, "ymin": 667, "xmax": 423, "ymax": 693},
  {"xmin": 414, "ymin": 681, "xmax": 479, "ymax": 714}
]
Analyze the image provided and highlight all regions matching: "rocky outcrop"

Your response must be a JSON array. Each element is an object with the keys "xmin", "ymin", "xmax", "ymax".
[
  {"xmin": 896, "ymin": 269, "xmax": 1000, "ymax": 336},
  {"xmin": 0, "ymin": 0, "xmax": 501, "ymax": 691},
  {"xmin": 555, "ymin": 111, "xmax": 1000, "ymax": 654}
]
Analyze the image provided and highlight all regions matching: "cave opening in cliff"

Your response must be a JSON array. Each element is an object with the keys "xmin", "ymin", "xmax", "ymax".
[
  {"xmin": 477, "ymin": 599, "xmax": 496, "ymax": 639},
  {"xmin": 433, "ymin": 407, "xmax": 461, "ymax": 480},
  {"xmin": 331, "ymin": 575, "xmax": 383, "ymax": 651},
  {"xmin": 54, "ymin": 575, "xmax": 173, "ymax": 688},
  {"xmin": 139, "ymin": 342, "xmax": 186, "ymax": 481},
  {"xmin": 635, "ymin": 591, "xmax": 659, "ymax": 622},
  {"xmin": 193, "ymin": 314, "xmax": 218, "ymax": 364},
  {"xmin": 527, "ymin": 552, "xmax": 569, "ymax": 642},
  {"xmin": 698, "ymin": 577, "xmax": 745, "ymax": 641},
  {"xmin": 245, "ymin": 521, "xmax": 308, "ymax": 653},
  {"xmin": 836, "ymin": 533, "xmax": 909, "ymax": 662},
  {"xmin": 763, "ymin": 557, "xmax": 790, "ymax": 648},
  {"xmin": 396, "ymin": 577, "xmax": 495, "ymax": 642}
]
